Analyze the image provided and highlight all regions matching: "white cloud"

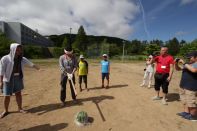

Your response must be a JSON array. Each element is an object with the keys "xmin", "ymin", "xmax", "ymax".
[
  {"xmin": 175, "ymin": 31, "xmax": 188, "ymax": 36},
  {"xmin": 0, "ymin": 0, "xmax": 140, "ymax": 39},
  {"xmin": 180, "ymin": 0, "xmax": 196, "ymax": 5}
]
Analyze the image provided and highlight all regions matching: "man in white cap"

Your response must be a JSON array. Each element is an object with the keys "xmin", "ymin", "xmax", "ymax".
[
  {"xmin": 0, "ymin": 43, "xmax": 40, "ymax": 118},
  {"xmin": 101, "ymin": 54, "xmax": 110, "ymax": 88},
  {"xmin": 59, "ymin": 47, "xmax": 78, "ymax": 106},
  {"xmin": 77, "ymin": 55, "xmax": 89, "ymax": 92}
]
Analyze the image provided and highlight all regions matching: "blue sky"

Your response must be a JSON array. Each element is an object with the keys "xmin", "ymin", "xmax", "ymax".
[
  {"xmin": 132, "ymin": 0, "xmax": 197, "ymax": 42},
  {"xmin": 0, "ymin": 0, "xmax": 197, "ymax": 42}
]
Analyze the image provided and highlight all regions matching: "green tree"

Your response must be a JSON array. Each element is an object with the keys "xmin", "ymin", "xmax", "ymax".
[
  {"xmin": 179, "ymin": 39, "xmax": 197, "ymax": 56},
  {"xmin": 129, "ymin": 39, "xmax": 144, "ymax": 54},
  {"xmin": 109, "ymin": 44, "xmax": 121, "ymax": 56},
  {"xmin": 73, "ymin": 25, "xmax": 88, "ymax": 52},
  {"xmin": 166, "ymin": 37, "xmax": 180, "ymax": 56},
  {"xmin": 145, "ymin": 44, "xmax": 160, "ymax": 55},
  {"xmin": 62, "ymin": 37, "xmax": 68, "ymax": 47},
  {"xmin": 0, "ymin": 33, "xmax": 14, "ymax": 56},
  {"xmin": 150, "ymin": 39, "xmax": 164, "ymax": 47},
  {"xmin": 100, "ymin": 38, "xmax": 109, "ymax": 55}
]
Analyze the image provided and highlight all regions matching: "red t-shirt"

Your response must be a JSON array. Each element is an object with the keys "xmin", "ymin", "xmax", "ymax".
[{"xmin": 154, "ymin": 55, "xmax": 174, "ymax": 74}]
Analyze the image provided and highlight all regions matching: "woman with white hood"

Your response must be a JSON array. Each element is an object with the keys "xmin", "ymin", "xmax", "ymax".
[{"xmin": 0, "ymin": 43, "xmax": 40, "ymax": 118}]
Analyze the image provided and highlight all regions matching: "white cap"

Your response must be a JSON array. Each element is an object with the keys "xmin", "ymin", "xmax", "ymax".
[
  {"xmin": 80, "ymin": 55, "xmax": 84, "ymax": 59},
  {"xmin": 102, "ymin": 54, "xmax": 107, "ymax": 57},
  {"xmin": 149, "ymin": 55, "xmax": 153, "ymax": 58}
]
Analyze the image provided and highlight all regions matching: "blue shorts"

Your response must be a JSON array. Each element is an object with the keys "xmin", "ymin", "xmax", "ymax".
[
  {"xmin": 3, "ymin": 75, "xmax": 24, "ymax": 96},
  {"xmin": 102, "ymin": 73, "xmax": 109, "ymax": 80}
]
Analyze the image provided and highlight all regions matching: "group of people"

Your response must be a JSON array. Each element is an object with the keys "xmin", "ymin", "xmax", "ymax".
[
  {"xmin": 59, "ymin": 47, "xmax": 110, "ymax": 106},
  {"xmin": 0, "ymin": 43, "xmax": 110, "ymax": 118},
  {"xmin": 140, "ymin": 47, "xmax": 197, "ymax": 121},
  {"xmin": 0, "ymin": 43, "xmax": 196, "ymax": 121}
]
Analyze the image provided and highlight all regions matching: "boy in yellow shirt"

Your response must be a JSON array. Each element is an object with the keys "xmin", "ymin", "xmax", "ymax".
[{"xmin": 78, "ymin": 55, "xmax": 89, "ymax": 92}]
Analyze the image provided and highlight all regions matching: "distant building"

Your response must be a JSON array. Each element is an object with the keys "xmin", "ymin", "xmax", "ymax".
[{"xmin": 0, "ymin": 21, "xmax": 53, "ymax": 47}]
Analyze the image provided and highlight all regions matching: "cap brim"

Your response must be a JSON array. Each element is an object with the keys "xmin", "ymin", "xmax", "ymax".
[{"xmin": 64, "ymin": 49, "xmax": 73, "ymax": 54}]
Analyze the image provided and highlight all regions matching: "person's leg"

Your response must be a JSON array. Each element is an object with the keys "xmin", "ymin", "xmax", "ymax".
[
  {"xmin": 106, "ymin": 73, "xmax": 109, "ymax": 88},
  {"xmin": 148, "ymin": 72, "xmax": 153, "ymax": 88},
  {"xmin": 141, "ymin": 71, "xmax": 148, "ymax": 87},
  {"xmin": 0, "ymin": 96, "xmax": 11, "ymax": 118},
  {"xmin": 60, "ymin": 75, "xmax": 67, "ymax": 104},
  {"xmin": 79, "ymin": 76, "xmax": 82, "ymax": 92},
  {"xmin": 1, "ymin": 81, "xmax": 12, "ymax": 118},
  {"xmin": 161, "ymin": 74, "xmax": 169, "ymax": 105},
  {"xmin": 152, "ymin": 73, "xmax": 161, "ymax": 100},
  {"xmin": 177, "ymin": 88, "xmax": 190, "ymax": 116},
  {"xmin": 101, "ymin": 73, "xmax": 105, "ymax": 88},
  {"xmin": 15, "ymin": 91, "xmax": 26, "ymax": 113},
  {"xmin": 186, "ymin": 90, "xmax": 197, "ymax": 116},
  {"xmin": 189, "ymin": 107, "xmax": 197, "ymax": 116},
  {"xmin": 84, "ymin": 75, "xmax": 88, "ymax": 91},
  {"xmin": 4, "ymin": 96, "xmax": 10, "ymax": 112}
]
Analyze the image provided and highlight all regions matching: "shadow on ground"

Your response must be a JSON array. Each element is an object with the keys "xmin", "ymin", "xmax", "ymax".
[
  {"xmin": 167, "ymin": 93, "xmax": 180, "ymax": 102},
  {"xmin": 89, "ymin": 84, "xmax": 128, "ymax": 90},
  {"xmin": 19, "ymin": 123, "xmax": 68, "ymax": 131},
  {"xmin": 28, "ymin": 95, "xmax": 114, "ymax": 116}
]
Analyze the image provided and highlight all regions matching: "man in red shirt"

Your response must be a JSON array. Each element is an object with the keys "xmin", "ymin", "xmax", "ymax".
[{"xmin": 152, "ymin": 47, "xmax": 174, "ymax": 105}]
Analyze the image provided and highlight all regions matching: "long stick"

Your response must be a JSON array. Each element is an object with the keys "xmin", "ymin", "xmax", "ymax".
[{"xmin": 67, "ymin": 73, "xmax": 77, "ymax": 96}]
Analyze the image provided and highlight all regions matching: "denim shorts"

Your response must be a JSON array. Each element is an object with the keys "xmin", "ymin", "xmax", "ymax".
[
  {"xmin": 102, "ymin": 73, "xmax": 109, "ymax": 80},
  {"xmin": 3, "ymin": 75, "xmax": 24, "ymax": 96}
]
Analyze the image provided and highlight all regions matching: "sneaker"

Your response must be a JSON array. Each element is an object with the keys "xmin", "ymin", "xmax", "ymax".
[
  {"xmin": 162, "ymin": 99, "xmax": 168, "ymax": 105},
  {"xmin": 61, "ymin": 102, "xmax": 66, "ymax": 107},
  {"xmin": 176, "ymin": 112, "xmax": 190, "ymax": 117},
  {"xmin": 152, "ymin": 96, "xmax": 161, "ymax": 100},
  {"xmin": 183, "ymin": 114, "xmax": 197, "ymax": 121},
  {"xmin": 73, "ymin": 99, "xmax": 78, "ymax": 104},
  {"xmin": 148, "ymin": 85, "xmax": 151, "ymax": 88},
  {"xmin": 0, "ymin": 111, "xmax": 9, "ymax": 119}
]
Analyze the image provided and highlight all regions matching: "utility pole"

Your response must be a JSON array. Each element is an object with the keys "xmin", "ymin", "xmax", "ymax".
[
  {"xmin": 69, "ymin": 27, "xmax": 72, "ymax": 47},
  {"xmin": 122, "ymin": 40, "xmax": 125, "ymax": 62}
]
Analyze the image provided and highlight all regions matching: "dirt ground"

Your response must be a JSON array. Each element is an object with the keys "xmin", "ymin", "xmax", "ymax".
[{"xmin": 0, "ymin": 60, "xmax": 197, "ymax": 131}]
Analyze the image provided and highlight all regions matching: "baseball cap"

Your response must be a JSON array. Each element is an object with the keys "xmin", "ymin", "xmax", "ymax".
[
  {"xmin": 185, "ymin": 51, "xmax": 197, "ymax": 58},
  {"xmin": 102, "ymin": 54, "xmax": 107, "ymax": 57},
  {"xmin": 64, "ymin": 47, "xmax": 73, "ymax": 54},
  {"xmin": 148, "ymin": 55, "xmax": 153, "ymax": 58},
  {"xmin": 79, "ymin": 55, "xmax": 84, "ymax": 59}
]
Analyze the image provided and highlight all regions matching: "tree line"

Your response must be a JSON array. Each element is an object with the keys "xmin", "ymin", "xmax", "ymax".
[
  {"xmin": 49, "ymin": 25, "xmax": 197, "ymax": 58},
  {"xmin": 0, "ymin": 26, "xmax": 197, "ymax": 59}
]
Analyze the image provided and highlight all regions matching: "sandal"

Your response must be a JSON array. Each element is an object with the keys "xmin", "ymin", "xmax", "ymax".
[
  {"xmin": 19, "ymin": 110, "xmax": 27, "ymax": 114},
  {"xmin": 0, "ymin": 111, "xmax": 9, "ymax": 119}
]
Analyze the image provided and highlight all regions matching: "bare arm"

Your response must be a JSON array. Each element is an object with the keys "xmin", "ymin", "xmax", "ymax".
[
  {"xmin": 167, "ymin": 63, "xmax": 174, "ymax": 82},
  {"xmin": 185, "ymin": 64, "xmax": 197, "ymax": 73},
  {"xmin": 0, "ymin": 76, "xmax": 3, "ymax": 89},
  {"xmin": 33, "ymin": 65, "xmax": 40, "ymax": 70},
  {"xmin": 108, "ymin": 62, "xmax": 110, "ymax": 74}
]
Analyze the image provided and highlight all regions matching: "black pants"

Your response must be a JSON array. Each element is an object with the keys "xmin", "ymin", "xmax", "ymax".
[
  {"xmin": 60, "ymin": 74, "xmax": 76, "ymax": 102},
  {"xmin": 154, "ymin": 73, "xmax": 169, "ymax": 94},
  {"xmin": 79, "ymin": 75, "xmax": 87, "ymax": 84}
]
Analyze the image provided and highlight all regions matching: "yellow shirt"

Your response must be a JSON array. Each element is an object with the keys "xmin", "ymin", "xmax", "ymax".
[{"xmin": 78, "ymin": 61, "xmax": 88, "ymax": 75}]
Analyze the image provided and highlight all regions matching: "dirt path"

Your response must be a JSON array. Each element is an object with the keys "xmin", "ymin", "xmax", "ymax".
[{"xmin": 0, "ymin": 61, "xmax": 197, "ymax": 131}]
